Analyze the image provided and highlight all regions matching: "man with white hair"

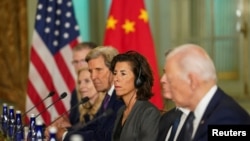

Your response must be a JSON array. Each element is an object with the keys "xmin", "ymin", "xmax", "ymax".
[{"xmin": 158, "ymin": 44, "xmax": 250, "ymax": 141}]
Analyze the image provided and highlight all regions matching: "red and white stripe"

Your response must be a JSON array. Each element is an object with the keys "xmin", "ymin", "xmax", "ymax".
[{"xmin": 25, "ymin": 31, "xmax": 81, "ymax": 125}]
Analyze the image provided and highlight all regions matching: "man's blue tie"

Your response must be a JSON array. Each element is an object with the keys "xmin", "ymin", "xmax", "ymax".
[
  {"xmin": 168, "ymin": 109, "xmax": 182, "ymax": 141},
  {"xmin": 177, "ymin": 111, "xmax": 195, "ymax": 141}
]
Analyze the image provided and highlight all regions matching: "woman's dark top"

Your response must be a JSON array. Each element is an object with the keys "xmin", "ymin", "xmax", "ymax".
[{"xmin": 113, "ymin": 114, "xmax": 124, "ymax": 141}]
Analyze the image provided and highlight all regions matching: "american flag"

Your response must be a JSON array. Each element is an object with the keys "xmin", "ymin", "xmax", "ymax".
[{"xmin": 25, "ymin": 0, "xmax": 81, "ymax": 125}]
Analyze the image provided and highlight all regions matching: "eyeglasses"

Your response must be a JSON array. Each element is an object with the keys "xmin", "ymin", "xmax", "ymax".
[{"xmin": 72, "ymin": 59, "xmax": 87, "ymax": 65}]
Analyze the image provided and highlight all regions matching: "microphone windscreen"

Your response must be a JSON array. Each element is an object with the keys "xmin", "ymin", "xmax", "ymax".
[
  {"xmin": 48, "ymin": 91, "xmax": 55, "ymax": 97},
  {"xmin": 60, "ymin": 92, "xmax": 67, "ymax": 99},
  {"xmin": 81, "ymin": 97, "xmax": 90, "ymax": 104}
]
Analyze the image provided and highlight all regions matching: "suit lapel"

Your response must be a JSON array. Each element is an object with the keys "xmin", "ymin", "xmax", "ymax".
[
  {"xmin": 193, "ymin": 87, "xmax": 224, "ymax": 140},
  {"xmin": 157, "ymin": 108, "xmax": 178, "ymax": 141}
]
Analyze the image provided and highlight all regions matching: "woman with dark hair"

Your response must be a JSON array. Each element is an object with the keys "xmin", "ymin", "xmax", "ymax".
[{"xmin": 110, "ymin": 51, "xmax": 160, "ymax": 141}]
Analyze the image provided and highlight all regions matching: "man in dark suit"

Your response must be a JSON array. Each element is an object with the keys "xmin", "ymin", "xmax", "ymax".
[
  {"xmin": 158, "ymin": 44, "xmax": 250, "ymax": 141},
  {"xmin": 62, "ymin": 46, "xmax": 124, "ymax": 141}
]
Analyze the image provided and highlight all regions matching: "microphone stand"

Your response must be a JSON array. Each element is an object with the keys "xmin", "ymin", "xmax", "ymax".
[
  {"xmin": 35, "ymin": 92, "xmax": 67, "ymax": 119},
  {"xmin": 71, "ymin": 108, "xmax": 114, "ymax": 131},
  {"xmin": 48, "ymin": 97, "xmax": 90, "ymax": 126},
  {"xmin": 22, "ymin": 91, "xmax": 55, "ymax": 118}
]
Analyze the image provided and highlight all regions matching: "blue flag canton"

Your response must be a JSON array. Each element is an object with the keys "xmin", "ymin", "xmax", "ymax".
[{"xmin": 35, "ymin": 0, "xmax": 80, "ymax": 55}]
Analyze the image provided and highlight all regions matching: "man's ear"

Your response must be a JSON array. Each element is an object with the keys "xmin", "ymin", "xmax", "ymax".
[{"xmin": 188, "ymin": 72, "xmax": 199, "ymax": 90}]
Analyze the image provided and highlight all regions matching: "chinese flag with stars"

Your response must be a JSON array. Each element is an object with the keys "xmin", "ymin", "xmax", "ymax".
[{"xmin": 104, "ymin": 0, "xmax": 163, "ymax": 109}]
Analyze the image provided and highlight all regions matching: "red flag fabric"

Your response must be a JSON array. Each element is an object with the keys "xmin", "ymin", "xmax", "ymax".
[
  {"xmin": 104, "ymin": 0, "xmax": 163, "ymax": 109},
  {"xmin": 25, "ymin": 0, "xmax": 80, "ymax": 125}
]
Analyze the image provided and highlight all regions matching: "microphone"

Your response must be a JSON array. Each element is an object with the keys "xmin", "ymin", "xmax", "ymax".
[
  {"xmin": 22, "ymin": 91, "xmax": 55, "ymax": 117},
  {"xmin": 35, "ymin": 92, "xmax": 67, "ymax": 119},
  {"xmin": 72, "ymin": 108, "xmax": 114, "ymax": 130},
  {"xmin": 48, "ymin": 97, "xmax": 90, "ymax": 126}
]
